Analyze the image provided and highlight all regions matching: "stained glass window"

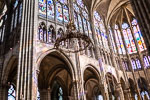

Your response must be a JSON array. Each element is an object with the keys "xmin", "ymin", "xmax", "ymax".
[
  {"xmin": 94, "ymin": 11, "xmax": 109, "ymax": 51},
  {"xmin": 132, "ymin": 19, "xmax": 147, "ymax": 51},
  {"xmin": 141, "ymin": 91, "xmax": 150, "ymax": 99},
  {"xmin": 135, "ymin": 59, "xmax": 142, "ymax": 69},
  {"xmin": 39, "ymin": 0, "xmax": 46, "ymax": 16},
  {"xmin": 58, "ymin": 87, "xmax": 63, "ymax": 100},
  {"xmin": 47, "ymin": 0, "xmax": 54, "ymax": 19},
  {"xmin": 8, "ymin": 85, "xmax": 16, "ymax": 100},
  {"xmin": 14, "ymin": 0, "xmax": 19, "ymax": 9},
  {"xmin": 144, "ymin": 56, "xmax": 150, "ymax": 68},
  {"xmin": 83, "ymin": 18, "xmax": 88, "ymax": 35},
  {"xmin": 78, "ymin": 14, "xmax": 83, "ymax": 33},
  {"xmin": 109, "ymin": 28, "xmax": 117, "ymax": 53},
  {"xmin": 77, "ymin": 0, "xmax": 84, "ymax": 8},
  {"xmin": 74, "ymin": 12, "xmax": 79, "ymax": 30},
  {"xmin": 115, "ymin": 25, "xmax": 126, "ymax": 54},
  {"xmin": 48, "ymin": 26, "xmax": 55, "ymax": 43},
  {"xmin": 19, "ymin": 3, "xmax": 22, "ymax": 23},
  {"xmin": 38, "ymin": 23, "xmax": 46, "ymax": 41},
  {"xmin": 56, "ymin": 2, "xmax": 63, "ymax": 22},
  {"xmin": 131, "ymin": 59, "xmax": 137, "ymax": 70},
  {"xmin": 63, "ymin": 5, "xmax": 69, "ymax": 23},
  {"xmin": 14, "ymin": 8, "xmax": 18, "ymax": 28},
  {"xmin": 37, "ymin": 90, "xmax": 40, "ymax": 100}
]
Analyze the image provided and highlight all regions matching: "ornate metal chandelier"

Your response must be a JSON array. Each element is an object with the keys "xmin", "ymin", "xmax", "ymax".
[{"xmin": 54, "ymin": 20, "xmax": 92, "ymax": 53}]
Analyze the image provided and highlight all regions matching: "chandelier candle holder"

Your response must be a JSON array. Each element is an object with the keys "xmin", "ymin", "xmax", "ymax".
[{"xmin": 54, "ymin": 20, "xmax": 92, "ymax": 53}]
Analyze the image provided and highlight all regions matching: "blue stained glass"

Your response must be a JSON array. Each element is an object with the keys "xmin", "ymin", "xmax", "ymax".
[
  {"xmin": 47, "ymin": 0, "xmax": 54, "ymax": 19},
  {"xmin": 60, "ymin": 0, "xmax": 67, "ymax": 4},
  {"xmin": 131, "ymin": 60, "xmax": 137, "ymax": 70},
  {"xmin": 56, "ymin": 2, "xmax": 63, "ymax": 22},
  {"xmin": 82, "ymin": 10, "xmax": 88, "ymax": 19},
  {"xmin": 136, "ymin": 59, "xmax": 141, "ymax": 69},
  {"xmin": 8, "ymin": 85, "xmax": 16, "ymax": 100},
  {"xmin": 39, "ymin": 0, "xmax": 46, "ymax": 16},
  {"xmin": 14, "ymin": 0, "xmax": 19, "ymax": 9},
  {"xmin": 82, "ymin": 18, "xmax": 88, "ymax": 35},
  {"xmin": 19, "ymin": 3, "xmax": 23, "ymax": 23},
  {"xmin": 122, "ymin": 23, "xmax": 129, "ymax": 29},
  {"xmin": 73, "ymin": 4, "xmax": 80, "ymax": 13},
  {"xmin": 77, "ymin": 0, "xmax": 84, "ymax": 8},
  {"xmin": 63, "ymin": 5, "xmax": 69, "ymax": 23},
  {"xmin": 74, "ymin": 12, "xmax": 78, "ymax": 30},
  {"xmin": 94, "ymin": 11, "xmax": 101, "ymax": 21},
  {"xmin": 78, "ymin": 15, "xmax": 83, "ymax": 33}
]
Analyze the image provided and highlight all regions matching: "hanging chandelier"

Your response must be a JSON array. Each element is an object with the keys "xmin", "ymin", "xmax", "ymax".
[{"xmin": 54, "ymin": 20, "xmax": 92, "ymax": 53}]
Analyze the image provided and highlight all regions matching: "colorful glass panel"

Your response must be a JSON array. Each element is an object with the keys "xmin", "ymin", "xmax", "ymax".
[
  {"xmin": 82, "ymin": 18, "xmax": 88, "ymax": 35},
  {"xmin": 60, "ymin": 0, "xmax": 67, "ymax": 4},
  {"xmin": 132, "ymin": 19, "xmax": 147, "ymax": 51},
  {"xmin": 78, "ymin": 14, "xmax": 83, "ymax": 33},
  {"xmin": 136, "ymin": 59, "xmax": 142, "ymax": 69},
  {"xmin": 109, "ymin": 29, "xmax": 117, "ymax": 53},
  {"xmin": 8, "ymin": 85, "xmax": 16, "ymax": 100},
  {"xmin": 63, "ymin": 5, "xmax": 69, "ymax": 23},
  {"xmin": 117, "ymin": 29, "xmax": 126, "ymax": 54},
  {"xmin": 56, "ymin": 2, "xmax": 63, "ymax": 22},
  {"xmin": 77, "ymin": 0, "xmax": 84, "ymax": 8},
  {"xmin": 14, "ymin": 0, "xmax": 19, "ymax": 9},
  {"xmin": 82, "ymin": 10, "xmax": 88, "ymax": 19},
  {"xmin": 123, "ymin": 29, "xmax": 132, "ymax": 54},
  {"xmin": 127, "ymin": 28, "xmax": 137, "ymax": 53},
  {"xmin": 74, "ymin": 12, "xmax": 78, "ymax": 30},
  {"xmin": 73, "ymin": 4, "xmax": 80, "ymax": 13},
  {"xmin": 47, "ymin": 0, "xmax": 54, "ymax": 19},
  {"xmin": 39, "ymin": 0, "xmax": 46, "ymax": 16},
  {"xmin": 19, "ymin": 3, "xmax": 22, "ymax": 23},
  {"xmin": 114, "ymin": 30, "xmax": 122, "ymax": 54},
  {"xmin": 131, "ymin": 60, "xmax": 137, "ymax": 70},
  {"xmin": 144, "ymin": 56, "xmax": 150, "ymax": 68},
  {"xmin": 14, "ymin": 8, "xmax": 18, "ymax": 28}
]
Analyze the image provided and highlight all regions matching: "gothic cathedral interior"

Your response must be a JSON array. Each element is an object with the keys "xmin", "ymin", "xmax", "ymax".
[{"xmin": 0, "ymin": 0, "xmax": 150, "ymax": 100}]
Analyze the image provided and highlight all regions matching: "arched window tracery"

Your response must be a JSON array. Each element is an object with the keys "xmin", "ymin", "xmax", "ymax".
[
  {"xmin": 143, "ymin": 56, "xmax": 150, "ymax": 68},
  {"xmin": 135, "ymin": 58, "xmax": 142, "ymax": 69},
  {"xmin": 114, "ymin": 25, "xmax": 126, "ymax": 54},
  {"xmin": 8, "ymin": 84, "xmax": 16, "ymax": 100},
  {"xmin": 48, "ymin": 25, "xmax": 55, "ymax": 43},
  {"xmin": 38, "ymin": 23, "xmax": 47, "ymax": 42},
  {"xmin": 94, "ymin": 11, "xmax": 109, "ymax": 51},
  {"xmin": 122, "ymin": 23, "xmax": 137, "ymax": 54},
  {"xmin": 131, "ymin": 59, "xmax": 137, "ymax": 70},
  {"xmin": 39, "ymin": 0, "xmax": 69, "ymax": 23},
  {"xmin": 132, "ymin": 19, "xmax": 147, "ymax": 51}
]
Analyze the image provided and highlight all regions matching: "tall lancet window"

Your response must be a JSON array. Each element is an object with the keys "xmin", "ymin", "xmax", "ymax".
[
  {"xmin": 114, "ymin": 25, "xmax": 126, "ymax": 54},
  {"xmin": 8, "ymin": 84, "xmax": 16, "ymax": 100},
  {"xmin": 39, "ymin": 0, "xmax": 46, "ymax": 17},
  {"xmin": 144, "ymin": 56, "xmax": 150, "ymax": 68},
  {"xmin": 73, "ymin": 0, "xmax": 91, "ymax": 37},
  {"xmin": 94, "ymin": 11, "xmax": 109, "ymax": 51},
  {"xmin": 39, "ymin": 0, "xmax": 69, "ymax": 23},
  {"xmin": 47, "ymin": 0, "xmax": 54, "ymax": 19},
  {"xmin": 38, "ymin": 23, "xmax": 47, "ymax": 42},
  {"xmin": 132, "ymin": 19, "xmax": 147, "ymax": 51},
  {"xmin": 109, "ymin": 27, "xmax": 117, "ymax": 53},
  {"xmin": 122, "ymin": 23, "xmax": 137, "ymax": 54}
]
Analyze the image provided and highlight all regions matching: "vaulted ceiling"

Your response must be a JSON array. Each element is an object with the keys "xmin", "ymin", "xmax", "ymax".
[{"xmin": 83, "ymin": 0, "xmax": 135, "ymax": 26}]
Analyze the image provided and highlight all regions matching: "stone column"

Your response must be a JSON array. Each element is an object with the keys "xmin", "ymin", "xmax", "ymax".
[
  {"xmin": 130, "ymin": 0, "xmax": 150, "ymax": 55},
  {"xmin": 40, "ymin": 88, "xmax": 51, "ymax": 100},
  {"xmin": 72, "ymin": 80, "xmax": 79, "ymax": 100},
  {"xmin": 15, "ymin": 0, "xmax": 38, "ymax": 100}
]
